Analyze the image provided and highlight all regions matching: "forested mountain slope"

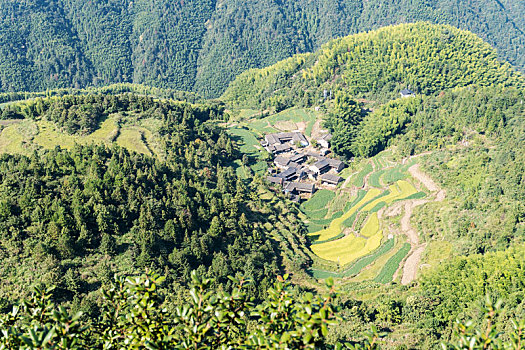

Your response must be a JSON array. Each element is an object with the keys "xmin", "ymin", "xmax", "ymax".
[
  {"xmin": 224, "ymin": 23, "xmax": 525, "ymax": 109},
  {"xmin": 0, "ymin": 93, "xmax": 313, "ymax": 315},
  {"xmin": 0, "ymin": 0, "xmax": 524, "ymax": 97}
]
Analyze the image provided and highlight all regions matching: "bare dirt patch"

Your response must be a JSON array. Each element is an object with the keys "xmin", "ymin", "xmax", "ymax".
[{"xmin": 399, "ymin": 163, "xmax": 446, "ymax": 285}]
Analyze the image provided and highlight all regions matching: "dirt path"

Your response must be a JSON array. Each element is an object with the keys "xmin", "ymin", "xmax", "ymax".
[
  {"xmin": 310, "ymin": 120, "xmax": 323, "ymax": 141},
  {"xmin": 400, "ymin": 164, "xmax": 446, "ymax": 285},
  {"xmin": 296, "ymin": 121, "xmax": 307, "ymax": 133}
]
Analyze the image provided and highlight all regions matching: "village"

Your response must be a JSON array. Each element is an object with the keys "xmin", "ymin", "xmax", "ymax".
[{"xmin": 263, "ymin": 130, "xmax": 345, "ymax": 202}]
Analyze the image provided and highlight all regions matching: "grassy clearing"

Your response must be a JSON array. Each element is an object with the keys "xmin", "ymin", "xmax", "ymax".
[
  {"xmin": 248, "ymin": 119, "xmax": 278, "ymax": 135},
  {"xmin": 267, "ymin": 108, "xmax": 317, "ymax": 124},
  {"xmin": 34, "ymin": 120, "xmax": 80, "ymax": 150},
  {"xmin": 247, "ymin": 107, "xmax": 319, "ymax": 137},
  {"xmin": 236, "ymin": 109, "xmax": 260, "ymax": 120},
  {"xmin": 359, "ymin": 213, "xmax": 380, "ymax": 238},
  {"xmin": 374, "ymin": 243, "xmax": 411, "ymax": 283},
  {"xmin": 274, "ymin": 120, "xmax": 297, "ymax": 131},
  {"xmin": 228, "ymin": 127, "xmax": 260, "ymax": 156},
  {"xmin": 0, "ymin": 122, "xmax": 34, "ymax": 155},
  {"xmin": 88, "ymin": 118, "xmax": 120, "ymax": 143},
  {"xmin": 301, "ymin": 189, "xmax": 335, "ymax": 213},
  {"xmin": 310, "ymin": 188, "xmax": 381, "ymax": 241},
  {"xmin": 305, "ymin": 120, "xmax": 315, "ymax": 137},
  {"xmin": 116, "ymin": 127, "xmax": 151, "ymax": 156},
  {"xmin": 351, "ymin": 162, "xmax": 373, "ymax": 187}
]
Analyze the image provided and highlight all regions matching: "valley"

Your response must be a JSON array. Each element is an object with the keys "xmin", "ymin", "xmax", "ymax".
[
  {"xmin": 0, "ymin": 21, "xmax": 523, "ymax": 348},
  {"xmin": 226, "ymin": 107, "xmax": 447, "ymax": 286}
]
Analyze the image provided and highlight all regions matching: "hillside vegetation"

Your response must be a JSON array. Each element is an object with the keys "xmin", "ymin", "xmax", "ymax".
[
  {"xmin": 223, "ymin": 23, "xmax": 524, "ymax": 109},
  {"xmin": 1, "ymin": 1, "xmax": 525, "ymax": 97},
  {"xmin": 0, "ymin": 93, "xmax": 317, "ymax": 315},
  {"xmin": 1, "ymin": 17, "xmax": 525, "ymax": 349}
]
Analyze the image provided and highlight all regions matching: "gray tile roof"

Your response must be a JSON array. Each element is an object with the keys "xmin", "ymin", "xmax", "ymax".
[
  {"xmin": 321, "ymin": 174, "xmax": 343, "ymax": 184},
  {"xmin": 265, "ymin": 132, "xmax": 308, "ymax": 146},
  {"xmin": 266, "ymin": 176, "xmax": 284, "ymax": 184},
  {"xmin": 274, "ymin": 156, "xmax": 291, "ymax": 166}
]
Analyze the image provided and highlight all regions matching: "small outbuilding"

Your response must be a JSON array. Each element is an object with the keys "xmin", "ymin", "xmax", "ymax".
[
  {"xmin": 317, "ymin": 133, "xmax": 332, "ymax": 148},
  {"xmin": 400, "ymin": 89, "xmax": 415, "ymax": 98}
]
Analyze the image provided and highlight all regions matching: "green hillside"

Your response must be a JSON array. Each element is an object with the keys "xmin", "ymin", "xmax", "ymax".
[
  {"xmin": 1, "ymin": 15, "xmax": 525, "ymax": 349},
  {"xmin": 0, "ymin": 93, "xmax": 318, "ymax": 313},
  {"xmin": 1, "ymin": 1, "xmax": 525, "ymax": 97},
  {"xmin": 223, "ymin": 23, "xmax": 524, "ymax": 109}
]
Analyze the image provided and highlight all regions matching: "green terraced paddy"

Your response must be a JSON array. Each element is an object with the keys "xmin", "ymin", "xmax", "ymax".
[
  {"xmin": 374, "ymin": 243, "xmax": 411, "ymax": 283},
  {"xmin": 310, "ymin": 181, "xmax": 418, "ymax": 266},
  {"xmin": 351, "ymin": 162, "xmax": 373, "ymax": 187},
  {"xmin": 369, "ymin": 169, "xmax": 386, "ymax": 187},
  {"xmin": 309, "ymin": 188, "xmax": 381, "ymax": 242}
]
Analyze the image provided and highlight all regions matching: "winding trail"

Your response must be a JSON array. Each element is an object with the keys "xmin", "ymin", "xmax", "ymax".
[{"xmin": 400, "ymin": 164, "xmax": 446, "ymax": 285}]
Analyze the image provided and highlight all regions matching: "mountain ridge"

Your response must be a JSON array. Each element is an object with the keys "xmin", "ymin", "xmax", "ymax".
[{"xmin": 0, "ymin": 0, "xmax": 524, "ymax": 97}]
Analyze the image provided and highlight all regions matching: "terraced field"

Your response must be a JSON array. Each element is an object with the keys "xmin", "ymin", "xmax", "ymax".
[
  {"xmin": 304, "ymin": 150, "xmax": 437, "ymax": 284},
  {"xmin": 244, "ymin": 107, "xmax": 320, "ymax": 137},
  {"xmin": 226, "ymin": 111, "xmax": 435, "ymax": 285},
  {"xmin": 310, "ymin": 180, "xmax": 417, "ymax": 266}
]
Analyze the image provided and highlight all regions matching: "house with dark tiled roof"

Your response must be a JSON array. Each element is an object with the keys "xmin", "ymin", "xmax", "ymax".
[
  {"xmin": 326, "ymin": 158, "xmax": 345, "ymax": 172},
  {"xmin": 310, "ymin": 159, "xmax": 331, "ymax": 175},
  {"xmin": 267, "ymin": 143, "xmax": 292, "ymax": 154},
  {"xmin": 290, "ymin": 153, "xmax": 306, "ymax": 164},
  {"xmin": 266, "ymin": 176, "xmax": 284, "ymax": 185},
  {"xmin": 320, "ymin": 174, "xmax": 343, "ymax": 186},
  {"xmin": 317, "ymin": 133, "xmax": 332, "ymax": 148},
  {"xmin": 264, "ymin": 132, "xmax": 309, "ymax": 154},
  {"xmin": 274, "ymin": 156, "xmax": 291, "ymax": 169},
  {"xmin": 284, "ymin": 182, "xmax": 316, "ymax": 194}
]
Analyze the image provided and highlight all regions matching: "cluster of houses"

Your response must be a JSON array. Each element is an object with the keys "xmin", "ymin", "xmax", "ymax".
[{"xmin": 262, "ymin": 131, "xmax": 345, "ymax": 202}]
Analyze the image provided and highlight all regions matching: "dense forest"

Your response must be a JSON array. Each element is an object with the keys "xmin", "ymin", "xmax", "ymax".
[
  {"xmin": 0, "ymin": 93, "xmax": 318, "ymax": 319},
  {"xmin": 223, "ymin": 23, "xmax": 525, "ymax": 109},
  {"xmin": 0, "ymin": 0, "xmax": 524, "ymax": 97}
]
